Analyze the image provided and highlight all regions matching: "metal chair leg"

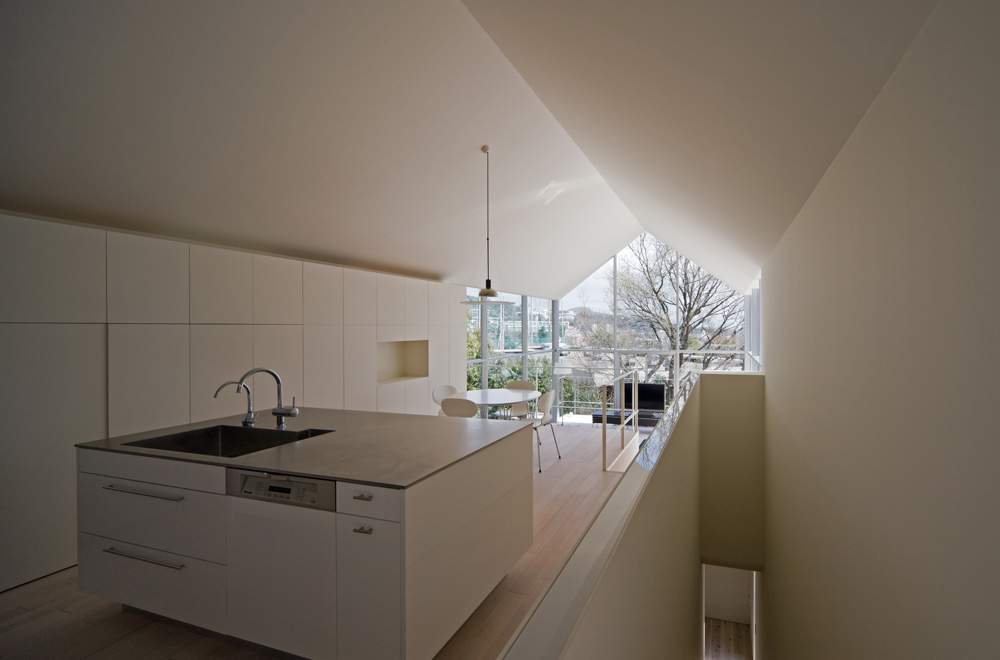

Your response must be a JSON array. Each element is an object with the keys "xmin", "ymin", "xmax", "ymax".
[
  {"xmin": 534, "ymin": 427, "xmax": 542, "ymax": 472},
  {"xmin": 550, "ymin": 425, "xmax": 561, "ymax": 459}
]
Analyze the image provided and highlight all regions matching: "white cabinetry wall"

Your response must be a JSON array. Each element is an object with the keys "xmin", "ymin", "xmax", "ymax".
[{"xmin": 0, "ymin": 212, "xmax": 469, "ymax": 591}]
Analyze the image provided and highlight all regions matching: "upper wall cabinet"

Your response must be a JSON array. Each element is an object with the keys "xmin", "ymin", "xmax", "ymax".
[
  {"xmin": 0, "ymin": 214, "xmax": 107, "ymax": 323},
  {"xmin": 108, "ymin": 324, "xmax": 190, "ymax": 436},
  {"xmin": 450, "ymin": 284, "xmax": 468, "ymax": 326},
  {"xmin": 190, "ymin": 324, "xmax": 254, "ymax": 423},
  {"xmin": 303, "ymin": 263, "xmax": 344, "ymax": 325},
  {"xmin": 253, "ymin": 325, "xmax": 304, "ymax": 410},
  {"xmin": 404, "ymin": 279, "xmax": 429, "ymax": 327},
  {"xmin": 343, "ymin": 269, "xmax": 376, "ymax": 325},
  {"xmin": 303, "ymin": 324, "xmax": 344, "ymax": 409},
  {"xmin": 190, "ymin": 245, "xmax": 253, "ymax": 324},
  {"xmin": 376, "ymin": 274, "xmax": 405, "ymax": 327},
  {"xmin": 253, "ymin": 255, "xmax": 302, "ymax": 325},
  {"xmin": 428, "ymin": 282, "xmax": 450, "ymax": 326},
  {"xmin": 108, "ymin": 233, "xmax": 189, "ymax": 324}
]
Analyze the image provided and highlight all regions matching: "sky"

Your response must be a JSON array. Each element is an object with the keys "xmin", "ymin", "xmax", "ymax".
[{"xmin": 560, "ymin": 259, "xmax": 614, "ymax": 313}]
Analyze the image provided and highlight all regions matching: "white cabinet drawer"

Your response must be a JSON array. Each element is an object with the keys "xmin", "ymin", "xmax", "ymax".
[
  {"xmin": 78, "ymin": 448, "xmax": 225, "ymax": 493},
  {"xmin": 337, "ymin": 514, "xmax": 402, "ymax": 660},
  {"xmin": 336, "ymin": 482, "xmax": 402, "ymax": 522},
  {"xmin": 78, "ymin": 532, "xmax": 226, "ymax": 634},
  {"xmin": 77, "ymin": 472, "xmax": 226, "ymax": 563}
]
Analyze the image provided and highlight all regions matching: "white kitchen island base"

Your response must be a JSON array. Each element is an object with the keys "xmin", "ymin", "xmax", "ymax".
[
  {"xmin": 77, "ymin": 411, "xmax": 533, "ymax": 660},
  {"xmin": 402, "ymin": 425, "xmax": 533, "ymax": 660}
]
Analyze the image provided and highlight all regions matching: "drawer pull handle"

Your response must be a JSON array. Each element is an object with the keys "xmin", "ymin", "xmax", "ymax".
[
  {"xmin": 102, "ymin": 484, "xmax": 185, "ymax": 502},
  {"xmin": 352, "ymin": 494, "xmax": 373, "ymax": 501},
  {"xmin": 353, "ymin": 526, "xmax": 374, "ymax": 535},
  {"xmin": 103, "ymin": 546, "xmax": 185, "ymax": 570}
]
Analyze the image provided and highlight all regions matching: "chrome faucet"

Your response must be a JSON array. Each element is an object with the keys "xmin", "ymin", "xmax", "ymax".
[
  {"xmin": 237, "ymin": 368, "xmax": 299, "ymax": 428},
  {"xmin": 214, "ymin": 380, "xmax": 256, "ymax": 426}
]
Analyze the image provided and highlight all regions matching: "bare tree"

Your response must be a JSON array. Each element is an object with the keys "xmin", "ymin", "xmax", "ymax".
[{"xmin": 579, "ymin": 233, "xmax": 744, "ymax": 381}]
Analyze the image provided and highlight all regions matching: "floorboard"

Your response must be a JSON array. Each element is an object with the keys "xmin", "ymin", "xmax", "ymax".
[
  {"xmin": 704, "ymin": 617, "xmax": 753, "ymax": 660},
  {"xmin": 0, "ymin": 424, "xmax": 622, "ymax": 660}
]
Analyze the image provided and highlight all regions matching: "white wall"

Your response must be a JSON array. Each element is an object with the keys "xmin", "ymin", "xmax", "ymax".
[
  {"xmin": 761, "ymin": 0, "xmax": 1000, "ymax": 657},
  {"xmin": 0, "ymin": 211, "xmax": 468, "ymax": 590},
  {"xmin": 699, "ymin": 373, "xmax": 764, "ymax": 571},
  {"xmin": 563, "ymin": 384, "xmax": 702, "ymax": 659},
  {"xmin": 704, "ymin": 564, "xmax": 752, "ymax": 625}
]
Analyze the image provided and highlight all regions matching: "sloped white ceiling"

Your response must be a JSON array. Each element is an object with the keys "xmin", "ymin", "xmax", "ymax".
[
  {"xmin": 0, "ymin": 0, "xmax": 642, "ymax": 301},
  {"xmin": 461, "ymin": 0, "xmax": 939, "ymax": 292},
  {"xmin": 1, "ymin": 1, "xmax": 941, "ymax": 298}
]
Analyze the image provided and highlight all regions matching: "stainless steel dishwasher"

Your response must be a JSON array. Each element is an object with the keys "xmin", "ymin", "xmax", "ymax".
[{"xmin": 225, "ymin": 468, "xmax": 338, "ymax": 660}]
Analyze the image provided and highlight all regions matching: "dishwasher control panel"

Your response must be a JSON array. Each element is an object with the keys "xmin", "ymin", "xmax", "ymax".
[{"xmin": 225, "ymin": 469, "xmax": 336, "ymax": 511}]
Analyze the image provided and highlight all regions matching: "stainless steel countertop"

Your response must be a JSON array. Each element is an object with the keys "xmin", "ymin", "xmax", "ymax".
[{"xmin": 76, "ymin": 408, "xmax": 533, "ymax": 488}]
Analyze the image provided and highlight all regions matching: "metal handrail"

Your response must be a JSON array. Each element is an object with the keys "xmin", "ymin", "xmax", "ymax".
[{"xmin": 601, "ymin": 370, "xmax": 640, "ymax": 471}]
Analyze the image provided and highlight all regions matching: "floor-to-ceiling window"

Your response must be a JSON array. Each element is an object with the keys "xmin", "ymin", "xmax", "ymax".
[{"xmin": 466, "ymin": 232, "xmax": 751, "ymax": 421}]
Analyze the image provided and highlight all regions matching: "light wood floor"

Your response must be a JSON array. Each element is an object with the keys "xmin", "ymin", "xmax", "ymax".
[
  {"xmin": 705, "ymin": 617, "xmax": 753, "ymax": 660},
  {"xmin": 0, "ymin": 424, "xmax": 623, "ymax": 660}
]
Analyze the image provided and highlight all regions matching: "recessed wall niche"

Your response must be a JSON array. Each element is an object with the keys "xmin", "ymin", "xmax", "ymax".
[{"xmin": 377, "ymin": 340, "xmax": 429, "ymax": 384}]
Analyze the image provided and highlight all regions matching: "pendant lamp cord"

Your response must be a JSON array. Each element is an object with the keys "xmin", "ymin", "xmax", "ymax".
[{"xmin": 483, "ymin": 144, "xmax": 490, "ymax": 285}]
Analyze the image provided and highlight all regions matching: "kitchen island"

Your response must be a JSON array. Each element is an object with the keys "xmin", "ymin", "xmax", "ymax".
[{"xmin": 76, "ymin": 408, "xmax": 534, "ymax": 660}]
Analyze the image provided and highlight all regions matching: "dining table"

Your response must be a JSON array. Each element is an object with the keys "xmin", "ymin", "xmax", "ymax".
[{"xmin": 453, "ymin": 387, "xmax": 541, "ymax": 418}]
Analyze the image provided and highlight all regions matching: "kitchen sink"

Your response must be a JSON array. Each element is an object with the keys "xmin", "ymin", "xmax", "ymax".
[{"xmin": 124, "ymin": 425, "xmax": 334, "ymax": 458}]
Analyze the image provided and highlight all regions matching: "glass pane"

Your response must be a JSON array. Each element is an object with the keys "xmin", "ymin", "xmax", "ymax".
[
  {"xmin": 525, "ymin": 355, "xmax": 552, "ymax": 394},
  {"xmin": 559, "ymin": 258, "xmax": 614, "ymax": 350},
  {"xmin": 553, "ymin": 350, "xmax": 614, "ymax": 422},
  {"xmin": 485, "ymin": 292, "xmax": 521, "ymax": 356},
  {"xmin": 614, "ymin": 233, "xmax": 744, "ymax": 352},
  {"xmin": 487, "ymin": 356, "xmax": 522, "ymax": 389},
  {"xmin": 527, "ymin": 297, "xmax": 552, "ymax": 352},
  {"xmin": 466, "ymin": 361, "xmax": 481, "ymax": 393},
  {"xmin": 618, "ymin": 353, "xmax": 675, "ymax": 404},
  {"xmin": 681, "ymin": 351, "xmax": 744, "ymax": 373},
  {"xmin": 465, "ymin": 287, "xmax": 481, "ymax": 360}
]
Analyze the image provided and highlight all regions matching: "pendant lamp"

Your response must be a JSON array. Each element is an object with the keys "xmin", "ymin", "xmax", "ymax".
[{"xmin": 462, "ymin": 145, "xmax": 512, "ymax": 306}]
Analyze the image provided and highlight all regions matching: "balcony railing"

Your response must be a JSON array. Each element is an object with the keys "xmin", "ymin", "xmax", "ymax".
[{"xmin": 600, "ymin": 370, "xmax": 639, "ymax": 470}]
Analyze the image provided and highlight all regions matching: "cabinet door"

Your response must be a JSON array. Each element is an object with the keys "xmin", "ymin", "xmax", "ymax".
[
  {"xmin": 253, "ymin": 324, "xmax": 304, "ymax": 410},
  {"xmin": 108, "ymin": 324, "xmax": 190, "ymax": 437},
  {"xmin": 337, "ymin": 514, "xmax": 402, "ymax": 660},
  {"xmin": 303, "ymin": 262, "xmax": 344, "ymax": 325},
  {"xmin": 0, "ymin": 214, "xmax": 106, "ymax": 323},
  {"xmin": 376, "ymin": 274, "xmax": 404, "ymax": 326},
  {"xmin": 344, "ymin": 325, "xmax": 377, "ymax": 411},
  {"xmin": 189, "ymin": 245, "xmax": 253, "ymax": 324},
  {"xmin": 107, "ymin": 232, "xmax": 189, "ymax": 324},
  {"xmin": 252, "ymin": 254, "xmax": 303, "ymax": 324},
  {"xmin": 228, "ymin": 498, "xmax": 338, "ymax": 660},
  {"xmin": 304, "ymin": 324, "xmax": 345, "ymax": 409},
  {"xmin": 377, "ymin": 380, "xmax": 406, "ymax": 414},
  {"xmin": 344, "ymin": 269, "xmax": 376, "ymax": 325},
  {"xmin": 405, "ymin": 377, "xmax": 429, "ymax": 415},
  {"xmin": 403, "ymin": 278, "xmax": 428, "ymax": 327},
  {"xmin": 427, "ymin": 281, "xmax": 450, "ymax": 327},
  {"xmin": 78, "ymin": 533, "xmax": 226, "ymax": 634},
  {"xmin": 427, "ymin": 326, "xmax": 450, "ymax": 413}
]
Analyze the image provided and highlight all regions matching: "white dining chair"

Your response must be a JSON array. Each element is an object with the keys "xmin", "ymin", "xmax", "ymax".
[
  {"xmin": 532, "ymin": 390, "xmax": 560, "ymax": 472},
  {"xmin": 506, "ymin": 379, "xmax": 534, "ymax": 419},
  {"xmin": 432, "ymin": 385, "xmax": 458, "ymax": 416},
  {"xmin": 440, "ymin": 397, "xmax": 479, "ymax": 418}
]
